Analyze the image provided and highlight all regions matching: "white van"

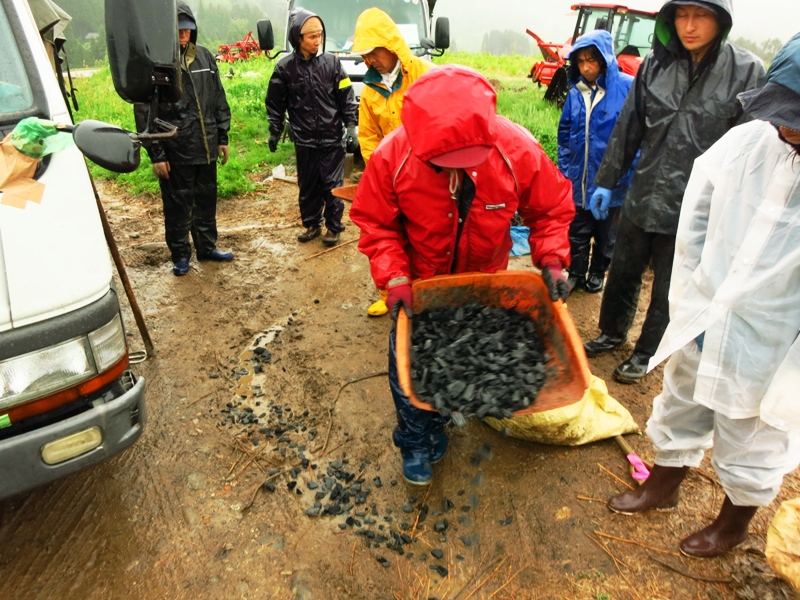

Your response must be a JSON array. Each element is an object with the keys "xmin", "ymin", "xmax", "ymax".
[{"xmin": 0, "ymin": 0, "xmax": 179, "ymax": 499}]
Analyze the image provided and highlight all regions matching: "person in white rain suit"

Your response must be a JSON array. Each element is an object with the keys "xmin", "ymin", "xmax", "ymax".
[{"xmin": 606, "ymin": 31, "xmax": 800, "ymax": 558}]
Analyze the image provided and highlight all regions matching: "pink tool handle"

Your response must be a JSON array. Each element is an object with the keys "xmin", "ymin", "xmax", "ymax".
[{"xmin": 627, "ymin": 453, "xmax": 650, "ymax": 481}]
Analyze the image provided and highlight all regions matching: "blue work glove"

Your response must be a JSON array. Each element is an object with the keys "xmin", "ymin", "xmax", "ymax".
[
  {"xmin": 268, "ymin": 134, "xmax": 278, "ymax": 153},
  {"xmin": 345, "ymin": 126, "xmax": 358, "ymax": 154},
  {"xmin": 589, "ymin": 187, "xmax": 613, "ymax": 220}
]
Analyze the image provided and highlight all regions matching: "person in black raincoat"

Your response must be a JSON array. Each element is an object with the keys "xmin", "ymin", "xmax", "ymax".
[
  {"xmin": 134, "ymin": 2, "xmax": 233, "ymax": 277},
  {"xmin": 583, "ymin": 0, "xmax": 765, "ymax": 382},
  {"xmin": 266, "ymin": 9, "xmax": 358, "ymax": 247}
]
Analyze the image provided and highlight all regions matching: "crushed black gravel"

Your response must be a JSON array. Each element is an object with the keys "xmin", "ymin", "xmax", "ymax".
[{"xmin": 410, "ymin": 304, "xmax": 549, "ymax": 419}]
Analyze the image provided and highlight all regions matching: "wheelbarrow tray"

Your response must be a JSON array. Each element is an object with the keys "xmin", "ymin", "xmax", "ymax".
[{"xmin": 396, "ymin": 271, "xmax": 591, "ymax": 416}]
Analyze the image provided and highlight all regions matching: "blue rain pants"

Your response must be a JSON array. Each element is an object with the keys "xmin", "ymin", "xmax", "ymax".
[{"xmin": 388, "ymin": 326, "xmax": 448, "ymax": 458}]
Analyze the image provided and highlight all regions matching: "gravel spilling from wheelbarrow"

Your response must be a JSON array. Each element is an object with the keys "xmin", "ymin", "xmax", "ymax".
[{"xmin": 410, "ymin": 304, "xmax": 549, "ymax": 419}]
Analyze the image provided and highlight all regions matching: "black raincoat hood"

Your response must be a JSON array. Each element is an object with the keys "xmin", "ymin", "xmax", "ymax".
[
  {"xmin": 654, "ymin": 0, "xmax": 732, "ymax": 63},
  {"xmin": 177, "ymin": 1, "xmax": 198, "ymax": 45},
  {"xmin": 287, "ymin": 7, "xmax": 326, "ymax": 53}
]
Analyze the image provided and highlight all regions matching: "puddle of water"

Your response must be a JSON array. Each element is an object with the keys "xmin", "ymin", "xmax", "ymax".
[{"xmin": 251, "ymin": 238, "xmax": 290, "ymax": 257}]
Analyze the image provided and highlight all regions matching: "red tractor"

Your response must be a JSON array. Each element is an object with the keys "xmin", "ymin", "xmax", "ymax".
[{"xmin": 527, "ymin": 3, "xmax": 658, "ymax": 106}]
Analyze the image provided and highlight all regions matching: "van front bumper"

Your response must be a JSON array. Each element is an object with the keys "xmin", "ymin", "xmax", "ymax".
[{"xmin": 0, "ymin": 373, "xmax": 146, "ymax": 500}]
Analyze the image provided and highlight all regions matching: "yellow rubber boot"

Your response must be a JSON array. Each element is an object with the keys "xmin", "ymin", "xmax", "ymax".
[{"xmin": 367, "ymin": 289, "xmax": 389, "ymax": 317}]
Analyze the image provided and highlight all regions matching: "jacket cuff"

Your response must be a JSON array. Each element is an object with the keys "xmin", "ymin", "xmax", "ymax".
[
  {"xmin": 387, "ymin": 276, "xmax": 410, "ymax": 289},
  {"xmin": 540, "ymin": 257, "xmax": 563, "ymax": 271}
]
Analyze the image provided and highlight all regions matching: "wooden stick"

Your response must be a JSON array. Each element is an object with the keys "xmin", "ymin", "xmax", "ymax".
[
  {"xmin": 593, "ymin": 530, "xmax": 682, "ymax": 557},
  {"xmin": 583, "ymin": 531, "xmax": 630, "ymax": 570},
  {"xmin": 584, "ymin": 531, "xmax": 640, "ymax": 599},
  {"xmin": 463, "ymin": 557, "xmax": 509, "ymax": 600},
  {"xmin": 316, "ymin": 372, "xmax": 388, "ymax": 454},
  {"xmin": 598, "ymin": 463, "xmax": 635, "ymax": 491},
  {"xmin": 215, "ymin": 352, "xmax": 235, "ymax": 384},
  {"xmin": 577, "ymin": 495, "xmax": 607, "ymax": 503},
  {"xmin": 410, "ymin": 483, "xmax": 434, "ymax": 541},
  {"xmin": 451, "ymin": 555, "xmax": 500, "ymax": 600},
  {"xmin": 231, "ymin": 443, "xmax": 271, "ymax": 480},
  {"xmin": 304, "ymin": 238, "xmax": 357, "ymax": 260},
  {"xmin": 648, "ymin": 556, "xmax": 732, "ymax": 583},
  {"xmin": 487, "ymin": 563, "xmax": 529, "ymax": 599},
  {"xmin": 89, "ymin": 177, "xmax": 156, "ymax": 357},
  {"xmin": 241, "ymin": 466, "xmax": 294, "ymax": 511},
  {"xmin": 349, "ymin": 540, "xmax": 357, "ymax": 577},
  {"xmin": 225, "ymin": 456, "xmax": 242, "ymax": 478},
  {"xmin": 188, "ymin": 389, "xmax": 218, "ymax": 406},
  {"xmin": 232, "ymin": 438, "xmax": 270, "ymax": 473}
]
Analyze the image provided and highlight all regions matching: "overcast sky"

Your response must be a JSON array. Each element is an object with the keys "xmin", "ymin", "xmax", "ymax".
[{"xmin": 431, "ymin": 0, "xmax": 800, "ymax": 52}]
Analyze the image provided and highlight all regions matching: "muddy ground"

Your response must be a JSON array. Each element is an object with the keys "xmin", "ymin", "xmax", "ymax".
[{"xmin": 0, "ymin": 178, "xmax": 797, "ymax": 600}]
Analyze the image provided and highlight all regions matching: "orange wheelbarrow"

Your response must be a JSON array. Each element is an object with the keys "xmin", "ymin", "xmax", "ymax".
[{"xmin": 395, "ymin": 271, "xmax": 591, "ymax": 417}]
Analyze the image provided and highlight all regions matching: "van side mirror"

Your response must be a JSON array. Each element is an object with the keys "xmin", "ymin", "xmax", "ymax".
[
  {"xmin": 435, "ymin": 17, "xmax": 450, "ymax": 50},
  {"xmin": 258, "ymin": 19, "xmax": 285, "ymax": 59},
  {"xmin": 104, "ymin": 0, "xmax": 181, "ymax": 104},
  {"xmin": 257, "ymin": 19, "xmax": 275, "ymax": 52},
  {"xmin": 71, "ymin": 120, "xmax": 141, "ymax": 174}
]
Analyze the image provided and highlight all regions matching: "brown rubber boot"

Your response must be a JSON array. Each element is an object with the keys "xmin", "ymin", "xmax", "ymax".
[
  {"xmin": 679, "ymin": 496, "xmax": 758, "ymax": 558},
  {"xmin": 608, "ymin": 465, "xmax": 689, "ymax": 515}
]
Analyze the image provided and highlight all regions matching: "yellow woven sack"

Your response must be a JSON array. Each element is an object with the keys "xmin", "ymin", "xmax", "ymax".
[
  {"xmin": 766, "ymin": 497, "xmax": 800, "ymax": 591},
  {"xmin": 484, "ymin": 375, "xmax": 640, "ymax": 445}
]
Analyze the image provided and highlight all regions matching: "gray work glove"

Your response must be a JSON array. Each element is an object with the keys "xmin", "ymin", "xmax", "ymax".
[{"xmin": 268, "ymin": 134, "xmax": 278, "ymax": 153}]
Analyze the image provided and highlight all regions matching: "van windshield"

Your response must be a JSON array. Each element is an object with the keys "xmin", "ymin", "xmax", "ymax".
[
  {"xmin": 0, "ymin": 7, "xmax": 34, "ymax": 116},
  {"xmin": 293, "ymin": 0, "xmax": 426, "ymax": 53}
]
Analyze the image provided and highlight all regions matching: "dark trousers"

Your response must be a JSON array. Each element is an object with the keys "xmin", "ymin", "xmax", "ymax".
[
  {"xmin": 598, "ymin": 215, "xmax": 676, "ymax": 358},
  {"xmin": 295, "ymin": 144, "xmax": 345, "ymax": 233},
  {"xmin": 158, "ymin": 162, "xmax": 218, "ymax": 263},
  {"xmin": 388, "ymin": 326, "xmax": 448, "ymax": 458},
  {"xmin": 568, "ymin": 206, "xmax": 621, "ymax": 278}
]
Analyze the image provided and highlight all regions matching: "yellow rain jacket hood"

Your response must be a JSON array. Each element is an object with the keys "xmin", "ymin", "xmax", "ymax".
[{"xmin": 352, "ymin": 8, "xmax": 432, "ymax": 163}]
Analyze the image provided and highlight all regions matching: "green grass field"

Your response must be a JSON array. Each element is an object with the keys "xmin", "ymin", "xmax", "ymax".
[{"xmin": 79, "ymin": 52, "xmax": 559, "ymax": 198}]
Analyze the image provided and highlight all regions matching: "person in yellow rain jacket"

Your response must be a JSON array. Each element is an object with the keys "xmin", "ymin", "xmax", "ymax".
[{"xmin": 351, "ymin": 7, "xmax": 433, "ymax": 317}]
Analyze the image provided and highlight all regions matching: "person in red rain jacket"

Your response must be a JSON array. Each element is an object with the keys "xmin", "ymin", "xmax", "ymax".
[{"xmin": 350, "ymin": 65, "xmax": 574, "ymax": 485}]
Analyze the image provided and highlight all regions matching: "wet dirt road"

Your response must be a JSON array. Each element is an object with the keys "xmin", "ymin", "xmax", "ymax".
[{"xmin": 0, "ymin": 181, "xmax": 796, "ymax": 599}]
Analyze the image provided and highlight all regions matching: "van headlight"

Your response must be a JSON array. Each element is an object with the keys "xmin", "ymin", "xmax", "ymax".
[
  {"xmin": 0, "ymin": 314, "xmax": 127, "ymax": 410},
  {"xmin": 88, "ymin": 314, "xmax": 127, "ymax": 372}
]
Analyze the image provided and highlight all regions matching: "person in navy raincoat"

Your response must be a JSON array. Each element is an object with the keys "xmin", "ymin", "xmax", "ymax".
[
  {"xmin": 557, "ymin": 29, "xmax": 635, "ymax": 295},
  {"xmin": 266, "ymin": 8, "xmax": 358, "ymax": 247}
]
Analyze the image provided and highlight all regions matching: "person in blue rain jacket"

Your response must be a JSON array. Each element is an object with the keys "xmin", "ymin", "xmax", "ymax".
[{"xmin": 557, "ymin": 29, "xmax": 635, "ymax": 295}]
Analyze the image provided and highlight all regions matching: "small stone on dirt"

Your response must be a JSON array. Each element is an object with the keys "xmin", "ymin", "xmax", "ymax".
[{"xmin": 186, "ymin": 472, "xmax": 207, "ymax": 491}]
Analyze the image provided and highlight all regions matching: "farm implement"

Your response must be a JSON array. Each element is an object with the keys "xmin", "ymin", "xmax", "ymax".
[
  {"xmin": 527, "ymin": 3, "xmax": 658, "ymax": 106},
  {"xmin": 217, "ymin": 31, "xmax": 262, "ymax": 63}
]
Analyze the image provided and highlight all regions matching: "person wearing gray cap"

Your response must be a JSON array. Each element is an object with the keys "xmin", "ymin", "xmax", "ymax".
[
  {"xmin": 134, "ymin": 1, "xmax": 233, "ymax": 276},
  {"xmin": 582, "ymin": 0, "xmax": 765, "ymax": 383},
  {"xmin": 606, "ymin": 32, "xmax": 800, "ymax": 558}
]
